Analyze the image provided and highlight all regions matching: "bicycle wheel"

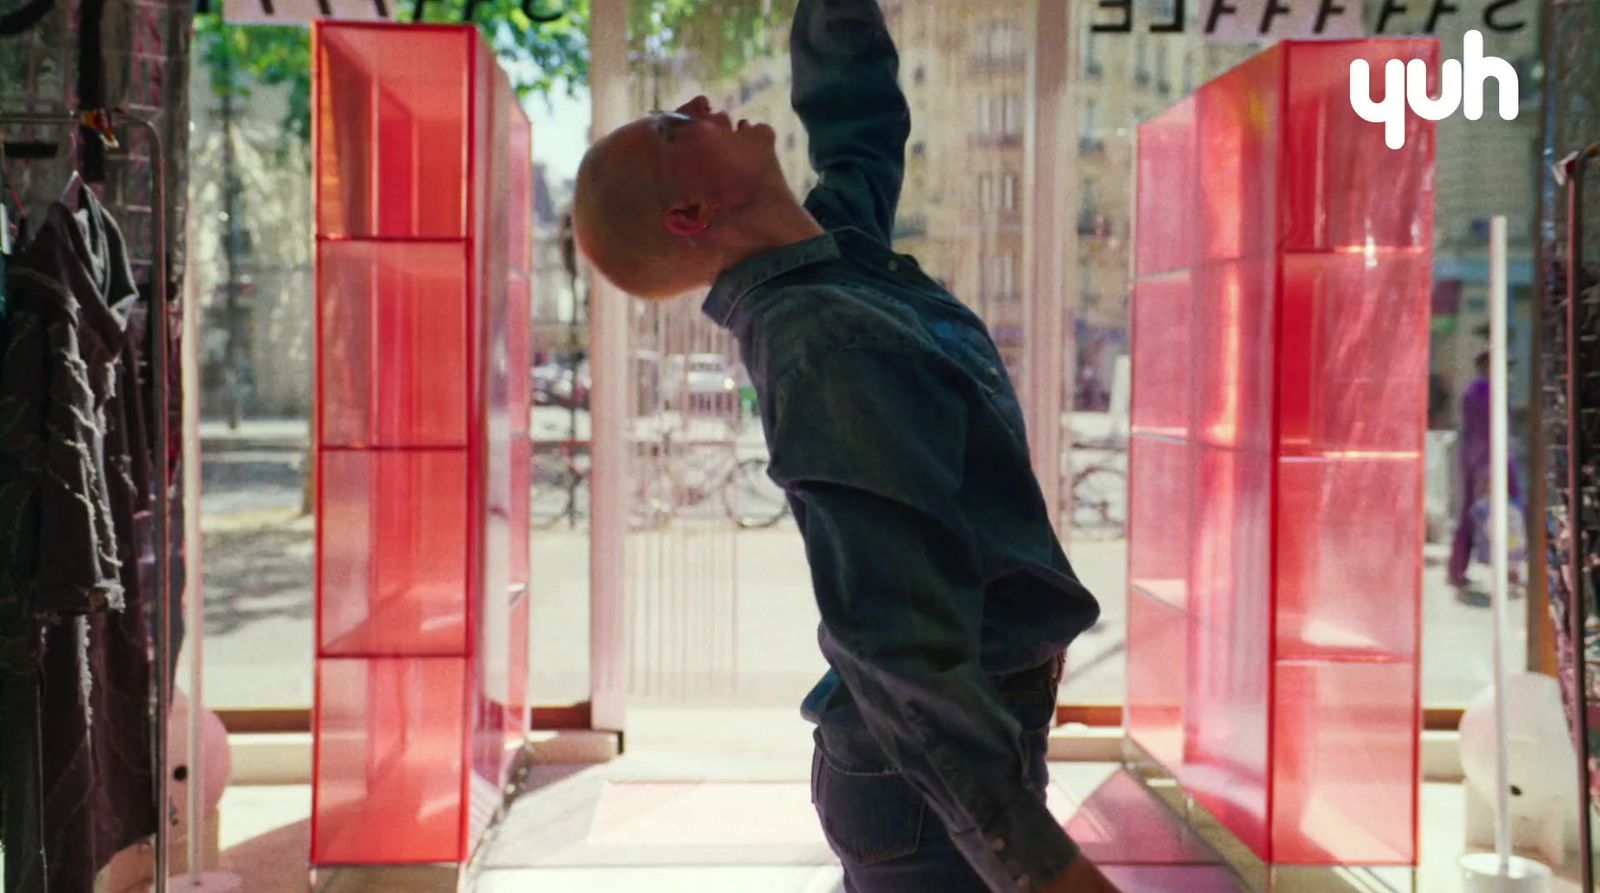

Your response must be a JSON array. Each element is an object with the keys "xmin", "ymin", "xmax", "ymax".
[
  {"xmin": 1071, "ymin": 466, "xmax": 1126, "ymax": 539},
  {"xmin": 631, "ymin": 458, "xmax": 674, "ymax": 530},
  {"xmin": 530, "ymin": 453, "xmax": 576, "ymax": 528},
  {"xmin": 724, "ymin": 457, "xmax": 789, "ymax": 529}
]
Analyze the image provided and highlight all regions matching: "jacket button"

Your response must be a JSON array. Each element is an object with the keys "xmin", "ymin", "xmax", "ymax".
[
  {"xmin": 887, "ymin": 260, "xmax": 900, "ymax": 272},
  {"xmin": 1015, "ymin": 875, "xmax": 1030, "ymax": 890},
  {"xmin": 988, "ymin": 366, "xmax": 1000, "ymax": 377},
  {"xmin": 991, "ymin": 837, "xmax": 1007, "ymax": 852}
]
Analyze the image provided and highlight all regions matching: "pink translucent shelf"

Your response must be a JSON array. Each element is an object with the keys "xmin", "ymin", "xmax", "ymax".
[
  {"xmin": 1128, "ymin": 39, "xmax": 1434, "ymax": 868},
  {"xmin": 317, "ymin": 449, "xmax": 469, "ymax": 656},
  {"xmin": 313, "ymin": 22, "xmax": 533, "ymax": 868},
  {"xmin": 312, "ymin": 657, "xmax": 466, "ymax": 865},
  {"xmin": 318, "ymin": 241, "xmax": 470, "ymax": 449}
]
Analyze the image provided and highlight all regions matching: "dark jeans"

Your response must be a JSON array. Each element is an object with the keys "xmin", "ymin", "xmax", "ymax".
[{"xmin": 810, "ymin": 653, "xmax": 1064, "ymax": 893}]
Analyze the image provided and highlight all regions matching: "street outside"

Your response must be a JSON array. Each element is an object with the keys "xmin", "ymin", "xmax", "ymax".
[{"xmin": 197, "ymin": 414, "xmax": 1525, "ymax": 711}]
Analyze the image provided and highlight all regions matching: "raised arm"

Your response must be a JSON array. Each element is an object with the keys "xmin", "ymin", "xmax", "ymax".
[{"xmin": 790, "ymin": 0, "xmax": 911, "ymax": 246}]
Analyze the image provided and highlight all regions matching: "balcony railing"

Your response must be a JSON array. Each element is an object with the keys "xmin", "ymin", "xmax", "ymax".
[
  {"xmin": 973, "ymin": 132, "xmax": 1024, "ymax": 149},
  {"xmin": 971, "ymin": 52, "xmax": 1027, "ymax": 75}
]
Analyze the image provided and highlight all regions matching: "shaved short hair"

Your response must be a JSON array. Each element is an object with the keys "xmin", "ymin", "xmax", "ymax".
[{"xmin": 572, "ymin": 133, "xmax": 691, "ymax": 300}]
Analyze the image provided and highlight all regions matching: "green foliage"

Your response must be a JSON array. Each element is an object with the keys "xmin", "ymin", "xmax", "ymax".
[
  {"xmin": 194, "ymin": 16, "xmax": 314, "ymax": 143},
  {"xmin": 630, "ymin": 0, "xmax": 785, "ymax": 82},
  {"xmin": 194, "ymin": 0, "xmax": 786, "ymax": 146}
]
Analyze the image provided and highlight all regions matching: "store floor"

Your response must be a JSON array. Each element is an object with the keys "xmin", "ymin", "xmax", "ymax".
[{"xmin": 217, "ymin": 707, "xmax": 1583, "ymax": 893}]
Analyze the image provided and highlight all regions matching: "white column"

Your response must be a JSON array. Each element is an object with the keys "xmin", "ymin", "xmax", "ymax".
[
  {"xmin": 588, "ymin": 0, "xmax": 631, "ymax": 733},
  {"xmin": 1023, "ymin": 0, "xmax": 1077, "ymax": 538},
  {"xmin": 1488, "ymin": 214, "xmax": 1513, "ymax": 870}
]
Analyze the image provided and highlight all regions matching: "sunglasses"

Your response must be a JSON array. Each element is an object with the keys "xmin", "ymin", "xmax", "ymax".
[{"xmin": 649, "ymin": 109, "xmax": 698, "ymax": 218}]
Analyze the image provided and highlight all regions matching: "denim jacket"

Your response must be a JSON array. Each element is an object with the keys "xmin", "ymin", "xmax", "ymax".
[{"xmin": 700, "ymin": 1, "xmax": 1101, "ymax": 890}]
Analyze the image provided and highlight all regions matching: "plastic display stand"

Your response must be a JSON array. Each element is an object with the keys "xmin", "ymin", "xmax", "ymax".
[
  {"xmin": 310, "ymin": 22, "xmax": 533, "ymax": 867},
  {"xmin": 1127, "ymin": 38, "xmax": 1437, "ymax": 867}
]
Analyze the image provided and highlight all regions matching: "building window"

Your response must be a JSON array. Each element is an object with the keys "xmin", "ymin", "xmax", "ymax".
[
  {"xmin": 1002, "ymin": 93, "xmax": 1023, "ymax": 138},
  {"xmin": 1002, "ymin": 170, "xmax": 1019, "ymax": 212},
  {"xmin": 977, "ymin": 94, "xmax": 994, "ymax": 137},
  {"xmin": 976, "ymin": 20, "xmax": 1023, "ymax": 65},
  {"xmin": 985, "ymin": 252, "xmax": 1019, "ymax": 300},
  {"xmin": 979, "ymin": 173, "xmax": 995, "ymax": 212},
  {"xmin": 1135, "ymin": 36, "xmax": 1150, "ymax": 87},
  {"xmin": 1083, "ymin": 25, "xmax": 1102, "ymax": 78}
]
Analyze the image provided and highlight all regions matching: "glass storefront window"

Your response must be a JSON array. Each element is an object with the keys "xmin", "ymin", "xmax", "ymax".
[{"xmin": 186, "ymin": 0, "xmax": 1548, "ymax": 716}]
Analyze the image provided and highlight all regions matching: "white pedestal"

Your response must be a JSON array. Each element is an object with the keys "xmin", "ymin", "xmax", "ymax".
[{"xmin": 1460, "ymin": 853, "xmax": 1553, "ymax": 893}]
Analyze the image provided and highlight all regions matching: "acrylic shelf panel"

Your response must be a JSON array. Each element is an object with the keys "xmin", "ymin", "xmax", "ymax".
[
  {"xmin": 1126, "ymin": 588, "xmax": 1186, "ymax": 772},
  {"xmin": 1277, "ymin": 250, "xmax": 1433, "ymax": 457},
  {"xmin": 313, "ymin": 21, "xmax": 533, "ymax": 869},
  {"xmin": 317, "ymin": 240, "xmax": 471, "ymax": 449},
  {"xmin": 315, "ymin": 25, "xmax": 472, "ymax": 239},
  {"xmin": 1270, "ymin": 660, "xmax": 1418, "ymax": 864},
  {"xmin": 1128, "ymin": 38, "xmax": 1434, "ymax": 868},
  {"xmin": 311, "ymin": 656, "xmax": 467, "ymax": 865},
  {"xmin": 1127, "ymin": 435, "xmax": 1189, "ymax": 607},
  {"xmin": 317, "ymin": 448, "xmax": 470, "ymax": 657},
  {"xmin": 1129, "ymin": 276, "xmax": 1190, "ymax": 438}
]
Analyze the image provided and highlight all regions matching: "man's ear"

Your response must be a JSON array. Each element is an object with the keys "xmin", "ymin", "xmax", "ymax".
[{"xmin": 665, "ymin": 201, "xmax": 714, "ymax": 237}]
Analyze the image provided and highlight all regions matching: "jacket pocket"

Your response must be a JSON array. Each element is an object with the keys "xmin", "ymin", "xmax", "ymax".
[{"xmin": 813, "ymin": 746, "xmax": 926, "ymax": 865}]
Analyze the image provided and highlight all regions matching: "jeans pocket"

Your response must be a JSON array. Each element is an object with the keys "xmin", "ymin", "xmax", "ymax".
[{"xmin": 813, "ymin": 748, "xmax": 926, "ymax": 866}]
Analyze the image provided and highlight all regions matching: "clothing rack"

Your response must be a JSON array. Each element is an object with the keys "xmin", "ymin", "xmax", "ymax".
[
  {"xmin": 0, "ymin": 107, "xmax": 175, "ymax": 893},
  {"xmin": 1553, "ymin": 141, "xmax": 1599, "ymax": 893}
]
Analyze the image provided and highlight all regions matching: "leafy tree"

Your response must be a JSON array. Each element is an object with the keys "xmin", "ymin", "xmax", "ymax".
[{"xmin": 195, "ymin": 0, "xmax": 785, "ymax": 145}]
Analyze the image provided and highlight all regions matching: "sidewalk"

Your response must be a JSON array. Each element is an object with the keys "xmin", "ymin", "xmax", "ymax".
[{"xmin": 200, "ymin": 418, "xmax": 309, "ymax": 452}]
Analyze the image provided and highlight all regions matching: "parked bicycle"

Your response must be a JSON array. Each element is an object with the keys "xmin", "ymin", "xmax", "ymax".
[
  {"xmin": 529, "ymin": 437, "xmax": 789, "ymax": 530},
  {"xmin": 1065, "ymin": 425, "xmax": 1127, "ymax": 540},
  {"xmin": 1069, "ymin": 460, "xmax": 1126, "ymax": 539}
]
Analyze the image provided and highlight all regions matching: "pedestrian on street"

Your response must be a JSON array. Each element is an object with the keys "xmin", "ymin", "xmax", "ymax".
[
  {"xmin": 1449, "ymin": 350, "xmax": 1524, "ymax": 594},
  {"xmin": 570, "ymin": 2, "xmax": 1113, "ymax": 891}
]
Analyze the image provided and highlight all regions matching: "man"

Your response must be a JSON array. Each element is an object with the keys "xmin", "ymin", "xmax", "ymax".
[
  {"xmin": 1448, "ymin": 350, "xmax": 1524, "ymax": 593},
  {"xmin": 572, "ymin": 2, "xmax": 1112, "ymax": 890}
]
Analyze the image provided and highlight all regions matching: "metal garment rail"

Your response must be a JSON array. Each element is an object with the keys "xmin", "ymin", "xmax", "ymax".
[{"xmin": 0, "ymin": 107, "xmax": 174, "ymax": 893}]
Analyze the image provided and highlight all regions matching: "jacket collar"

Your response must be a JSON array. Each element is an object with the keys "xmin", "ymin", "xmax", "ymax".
[{"xmin": 700, "ymin": 230, "xmax": 841, "ymax": 329}]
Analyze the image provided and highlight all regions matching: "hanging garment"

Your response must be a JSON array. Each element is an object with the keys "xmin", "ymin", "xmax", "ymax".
[{"xmin": 0, "ymin": 188, "xmax": 156, "ymax": 893}]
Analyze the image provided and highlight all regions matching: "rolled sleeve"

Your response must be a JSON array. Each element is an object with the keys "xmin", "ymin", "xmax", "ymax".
[{"xmin": 768, "ymin": 343, "xmax": 1080, "ymax": 892}]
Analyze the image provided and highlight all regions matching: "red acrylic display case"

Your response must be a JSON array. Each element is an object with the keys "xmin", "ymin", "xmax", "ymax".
[
  {"xmin": 1128, "ymin": 39, "xmax": 1435, "ymax": 867},
  {"xmin": 311, "ymin": 22, "xmax": 533, "ymax": 867}
]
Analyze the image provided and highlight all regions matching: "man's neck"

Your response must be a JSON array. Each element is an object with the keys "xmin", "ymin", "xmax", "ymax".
[{"xmin": 715, "ymin": 197, "xmax": 826, "ymax": 276}]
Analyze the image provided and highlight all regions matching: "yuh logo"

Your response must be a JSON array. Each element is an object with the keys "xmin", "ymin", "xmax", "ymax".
[{"xmin": 1349, "ymin": 30, "xmax": 1519, "ymax": 150}]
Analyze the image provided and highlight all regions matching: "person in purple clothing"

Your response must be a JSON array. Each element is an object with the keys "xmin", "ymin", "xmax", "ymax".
[{"xmin": 1448, "ymin": 350, "xmax": 1524, "ymax": 592}]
